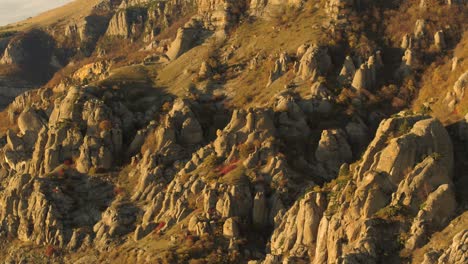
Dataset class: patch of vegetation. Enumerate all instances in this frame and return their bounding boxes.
[374,204,410,221]
[338,164,350,178]
[419,202,427,211]
[429,152,442,161]
[0,30,18,38]
[220,165,249,186]
[204,154,224,169]
[321,175,353,216]
[397,232,410,249]
[238,140,261,159]
[396,119,411,136]
[194,154,224,182]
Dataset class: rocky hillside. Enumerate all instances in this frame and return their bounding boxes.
[0,0,467,263]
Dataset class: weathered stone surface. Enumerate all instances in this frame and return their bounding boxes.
[315,129,352,178]
[297,45,332,80]
[0,29,55,66]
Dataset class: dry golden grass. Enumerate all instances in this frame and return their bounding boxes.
[412,32,468,124]
[154,4,326,108]
[411,211,468,264]
[384,1,467,47]
[0,0,102,33]
[223,5,327,107]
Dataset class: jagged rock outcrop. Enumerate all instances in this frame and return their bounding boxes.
[444,71,468,111]
[223,217,240,238]
[428,230,468,263]
[338,56,356,85]
[421,229,468,264]
[196,0,248,31]
[106,8,147,38]
[65,12,112,53]
[297,45,332,81]
[0,1,466,262]
[166,20,204,60]
[268,192,327,258]
[73,60,113,82]
[351,53,382,91]
[405,184,457,250]
[401,33,413,50]
[273,93,310,139]
[267,52,290,86]
[94,199,137,248]
[396,49,415,79]
[264,114,456,263]
[0,85,136,177]
[315,129,352,179]
[310,82,331,99]
[414,19,426,39]
[0,78,36,110]
[0,172,114,249]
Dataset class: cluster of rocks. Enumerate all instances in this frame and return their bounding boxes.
[444,71,468,112]
[0,0,466,263]
[262,114,458,263]
[422,230,468,264]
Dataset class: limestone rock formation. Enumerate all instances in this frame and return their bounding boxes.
[297,45,332,81]
[338,55,356,85]
[434,30,446,50]
[396,49,415,79]
[166,22,203,60]
[267,52,290,86]
[73,60,113,82]
[0,1,467,263]
[430,230,468,264]
[315,129,352,178]
[264,114,456,263]
[444,71,468,111]
[268,192,326,258]
[106,9,146,38]
[414,19,426,38]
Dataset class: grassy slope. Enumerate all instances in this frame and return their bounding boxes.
[0,0,101,33]
[223,7,327,108]
[412,33,468,125]
[411,211,468,264]
[155,5,327,109]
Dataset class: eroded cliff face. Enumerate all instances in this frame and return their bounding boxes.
[0,0,467,263]
[2,79,465,263]
[264,115,458,263]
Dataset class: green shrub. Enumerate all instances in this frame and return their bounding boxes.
[0,30,18,38]
[374,204,409,220]
[429,152,442,161]
[204,154,222,169]
[397,120,411,136]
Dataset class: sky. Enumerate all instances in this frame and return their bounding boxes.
[0,0,73,26]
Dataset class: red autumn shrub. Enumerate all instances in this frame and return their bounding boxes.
[217,159,239,176]
[154,221,166,234]
[45,245,55,257]
[114,187,124,196]
[99,120,112,132]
